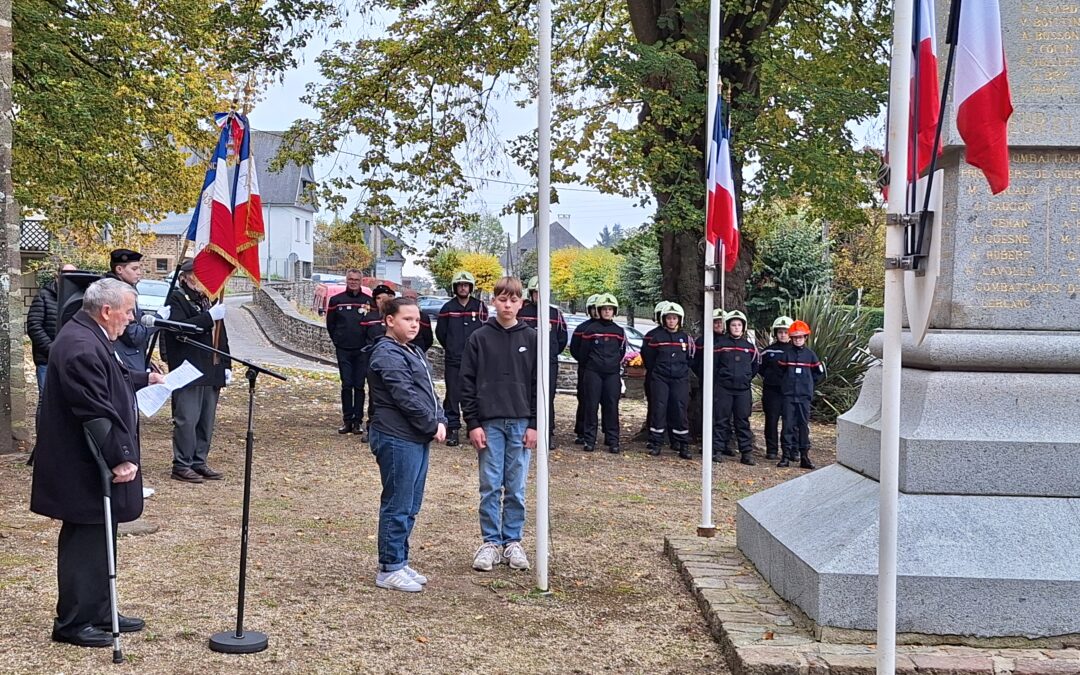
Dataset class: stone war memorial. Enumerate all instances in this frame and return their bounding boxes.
[738,0,1080,642]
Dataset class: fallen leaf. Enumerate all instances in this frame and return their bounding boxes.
[416,636,428,644]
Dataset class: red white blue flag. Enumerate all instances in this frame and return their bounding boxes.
[910,0,940,178]
[186,114,237,297]
[706,99,739,272]
[231,114,264,284]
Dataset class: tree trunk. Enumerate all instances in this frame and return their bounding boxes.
[0,0,19,452]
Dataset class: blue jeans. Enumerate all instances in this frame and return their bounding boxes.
[36,365,47,397]
[371,428,430,572]
[477,418,531,546]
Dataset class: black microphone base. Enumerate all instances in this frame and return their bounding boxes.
[208,630,268,654]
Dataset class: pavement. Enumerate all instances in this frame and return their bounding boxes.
[223,294,335,372]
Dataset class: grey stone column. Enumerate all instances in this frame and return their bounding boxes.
[0,0,16,452]
[737,0,1080,639]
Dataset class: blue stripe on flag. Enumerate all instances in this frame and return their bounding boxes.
[186,121,233,241]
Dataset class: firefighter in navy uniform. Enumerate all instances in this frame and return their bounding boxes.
[435,271,488,446]
[517,276,568,446]
[696,309,759,465]
[642,303,694,459]
[777,320,825,469]
[759,316,793,462]
[571,294,600,445]
[326,270,374,434]
[355,284,398,441]
[570,293,626,453]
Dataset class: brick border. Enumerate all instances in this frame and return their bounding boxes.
[665,536,1080,674]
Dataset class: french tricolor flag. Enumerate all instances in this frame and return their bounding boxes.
[231,114,264,284]
[910,0,940,179]
[955,0,1013,194]
[186,115,238,297]
[706,99,739,273]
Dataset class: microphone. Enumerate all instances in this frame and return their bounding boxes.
[140,314,205,333]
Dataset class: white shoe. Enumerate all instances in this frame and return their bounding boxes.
[503,541,531,571]
[375,569,423,593]
[142,487,156,498]
[403,565,428,585]
[472,542,502,572]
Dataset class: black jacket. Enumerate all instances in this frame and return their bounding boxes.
[326,290,374,351]
[570,319,626,375]
[693,333,759,391]
[759,341,788,389]
[361,310,435,354]
[460,319,538,431]
[105,272,155,372]
[367,335,447,443]
[31,312,149,524]
[435,296,487,366]
[162,282,231,387]
[517,301,568,362]
[26,281,59,365]
[643,327,694,380]
[777,342,825,401]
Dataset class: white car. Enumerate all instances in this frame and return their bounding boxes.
[136,279,172,314]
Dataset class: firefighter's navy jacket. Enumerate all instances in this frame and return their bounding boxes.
[570,319,626,375]
[435,297,488,366]
[777,342,825,400]
[642,327,694,380]
[326,290,374,351]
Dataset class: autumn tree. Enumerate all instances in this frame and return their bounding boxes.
[315,217,374,273]
[456,252,503,294]
[453,213,510,257]
[426,249,464,292]
[283,0,889,331]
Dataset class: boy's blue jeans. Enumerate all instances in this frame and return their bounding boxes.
[371,428,430,572]
[477,418,531,546]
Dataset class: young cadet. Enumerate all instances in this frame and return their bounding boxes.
[642,303,694,459]
[460,277,537,573]
[759,316,793,462]
[435,271,488,447]
[642,300,669,448]
[572,294,626,453]
[517,276,568,445]
[571,294,600,445]
[356,284,399,441]
[326,269,374,434]
[694,310,727,462]
[713,310,759,465]
[777,320,825,469]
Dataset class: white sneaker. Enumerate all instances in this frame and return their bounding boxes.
[375,569,423,593]
[403,565,428,585]
[503,541,531,571]
[472,542,502,571]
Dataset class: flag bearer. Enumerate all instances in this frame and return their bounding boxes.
[759,316,793,462]
[571,294,626,453]
[642,303,694,459]
[777,320,825,469]
[435,271,487,447]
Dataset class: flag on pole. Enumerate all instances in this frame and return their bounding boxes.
[232,114,264,284]
[187,115,239,297]
[910,0,940,178]
[955,0,1013,194]
[706,99,739,272]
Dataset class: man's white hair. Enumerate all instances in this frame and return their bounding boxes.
[82,278,136,315]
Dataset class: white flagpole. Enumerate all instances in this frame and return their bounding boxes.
[699,0,722,538]
[535,0,553,591]
[880,1,913,671]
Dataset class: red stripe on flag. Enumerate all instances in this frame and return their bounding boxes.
[910,37,940,178]
[957,68,1013,195]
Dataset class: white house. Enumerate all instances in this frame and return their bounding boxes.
[139,129,317,281]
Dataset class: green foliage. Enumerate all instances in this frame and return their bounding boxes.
[618,240,662,312]
[596,224,625,248]
[456,252,504,294]
[832,208,887,307]
[426,249,464,293]
[14,0,334,239]
[516,249,538,284]
[453,214,509,257]
[746,219,832,330]
[317,217,374,272]
[550,247,621,305]
[789,290,877,422]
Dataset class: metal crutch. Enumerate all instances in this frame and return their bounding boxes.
[83,418,124,664]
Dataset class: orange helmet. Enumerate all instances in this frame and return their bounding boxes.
[788,320,812,337]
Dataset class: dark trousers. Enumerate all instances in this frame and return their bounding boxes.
[581,368,620,447]
[336,348,368,423]
[171,385,221,470]
[543,360,558,435]
[782,398,812,457]
[54,520,114,636]
[716,387,754,454]
[573,372,587,438]
[762,386,783,456]
[443,363,463,432]
[647,374,690,445]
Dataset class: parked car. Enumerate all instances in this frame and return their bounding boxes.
[417,295,447,323]
[136,279,172,314]
[311,272,346,284]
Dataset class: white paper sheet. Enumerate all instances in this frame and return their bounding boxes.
[136,360,203,417]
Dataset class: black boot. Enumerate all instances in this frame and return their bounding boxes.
[678,443,691,460]
[740,451,756,466]
[574,436,585,445]
[583,443,595,452]
[765,450,778,460]
[777,450,791,467]
[711,450,723,462]
[446,429,460,447]
[647,443,661,456]
[607,444,621,454]
[720,446,737,457]
[799,451,816,470]
[338,421,354,435]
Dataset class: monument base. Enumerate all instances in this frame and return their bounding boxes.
[736,464,1080,638]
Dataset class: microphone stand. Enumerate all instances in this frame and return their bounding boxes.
[172,334,286,654]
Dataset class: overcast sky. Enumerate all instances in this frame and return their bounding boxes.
[247,29,653,278]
